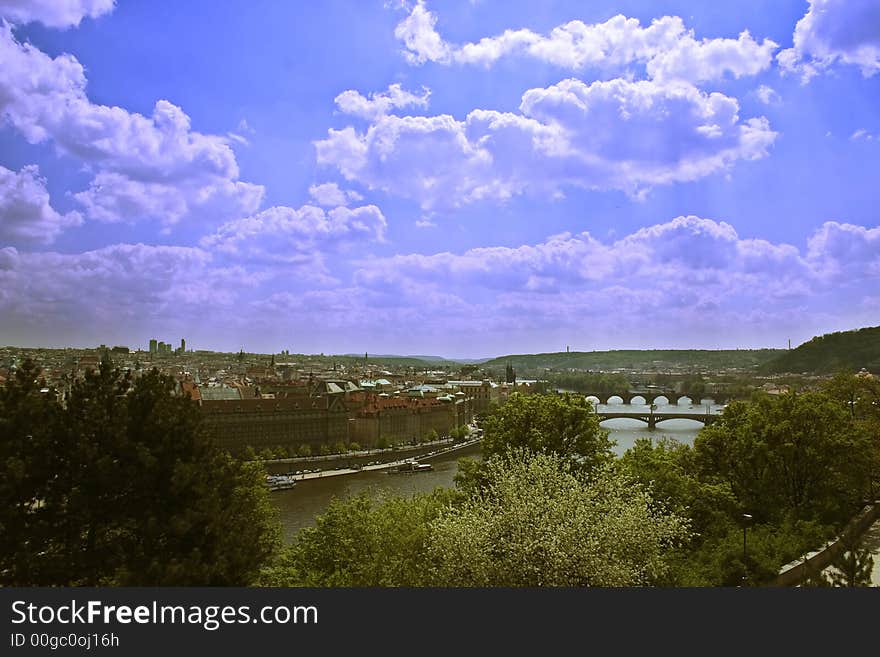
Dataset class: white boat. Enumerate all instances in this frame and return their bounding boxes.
[387,460,433,474]
[265,474,298,491]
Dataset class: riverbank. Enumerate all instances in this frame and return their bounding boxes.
[270,439,485,540]
[257,437,461,475]
[276,437,482,482]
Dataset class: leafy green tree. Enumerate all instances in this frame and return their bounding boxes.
[481,393,613,473]
[334,441,348,454]
[376,436,391,450]
[319,443,331,456]
[676,518,830,586]
[428,450,689,586]
[823,371,880,498]
[261,488,460,586]
[348,442,361,452]
[620,438,739,542]
[692,391,872,525]
[296,443,312,457]
[0,359,279,586]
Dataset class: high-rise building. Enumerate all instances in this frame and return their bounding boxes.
[149,339,158,354]
[158,341,166,354]
[180,338,186,353]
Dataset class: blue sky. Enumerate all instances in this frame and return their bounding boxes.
[0,0,878,358]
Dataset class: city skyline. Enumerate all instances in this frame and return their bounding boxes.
[1,1,879,359]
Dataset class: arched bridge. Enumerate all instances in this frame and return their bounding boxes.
[596,410,720,430]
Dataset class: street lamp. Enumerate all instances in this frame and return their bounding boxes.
[742,513,753,585]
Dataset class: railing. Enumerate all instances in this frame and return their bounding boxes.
[773,500,880,586]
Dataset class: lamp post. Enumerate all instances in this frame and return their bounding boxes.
[742,513,753,585]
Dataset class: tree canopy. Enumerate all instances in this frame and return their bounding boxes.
[759,326,880,374]
[0,358,279,586]
[481,392,613,471]
[429,451,690,586]
[692,390,873,525]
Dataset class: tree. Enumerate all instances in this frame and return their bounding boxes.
[619,437,739,543]
[692,391,873,526]
[261,488,460,586]
[827,535,875,587]
[0,359,279,586]
[297,443,312,457]
[481,393,613,474]
[428,450,690,586]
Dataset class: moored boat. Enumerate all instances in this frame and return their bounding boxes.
[265,474,298,491]
[387,460,433,474]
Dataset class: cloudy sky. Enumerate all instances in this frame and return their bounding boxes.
[1,0,878,358]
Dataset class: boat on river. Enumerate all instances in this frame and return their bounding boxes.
[387,460,433,474]
[265,474,298,491]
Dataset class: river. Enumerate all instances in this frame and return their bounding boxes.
[272,400,720,542]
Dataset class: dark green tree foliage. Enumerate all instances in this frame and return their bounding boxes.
[481,348,781,374]
[481,392,613,472]
[546,372,630,395]
[0,360,62,585]
[822,371,880,497]
[760,325,880,374]
[692,391,872,526]
[620,438,739,542]
[0,358,279,586]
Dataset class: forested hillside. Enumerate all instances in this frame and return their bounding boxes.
[760,327,880,374]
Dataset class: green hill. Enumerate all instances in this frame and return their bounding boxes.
[759,326,880,374]
[481,349,782,374]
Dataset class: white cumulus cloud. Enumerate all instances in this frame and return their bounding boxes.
[334,83,431,120]
[308,182,364,207]
[778,0,880,81]
[200,203,387,278]
[0,24,263,225]
[315,78,776,209]
[0,164,82,245]
[394,2,778,83]
[0,0,114,28]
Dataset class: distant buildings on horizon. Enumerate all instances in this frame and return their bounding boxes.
[148,337,187,356]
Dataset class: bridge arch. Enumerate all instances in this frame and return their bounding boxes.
[677,396,692,406]
[630,395,646,406]
[652,395,669,406]
[585,395,601,408]
[606,395,624,405]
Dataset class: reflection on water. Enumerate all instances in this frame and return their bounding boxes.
[601,418,703,456]
[272,404,717,541]
[596,401,722,456]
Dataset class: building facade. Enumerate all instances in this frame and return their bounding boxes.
[199,394,350,455]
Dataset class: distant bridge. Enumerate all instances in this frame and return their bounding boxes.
[582,392,703,406]
[596,410,720,430]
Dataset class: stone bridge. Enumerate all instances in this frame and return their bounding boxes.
[583,393,709,406]
[596,410,720,430]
